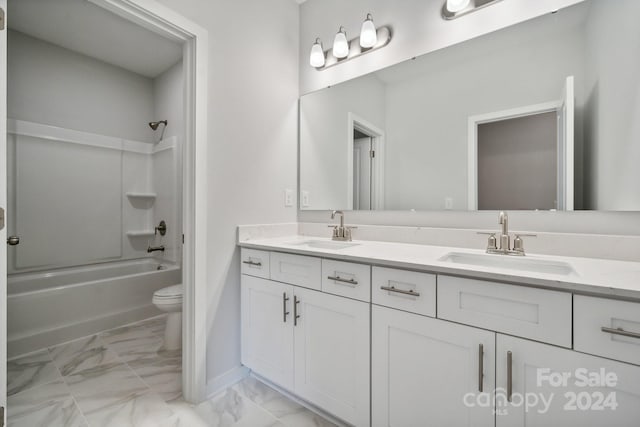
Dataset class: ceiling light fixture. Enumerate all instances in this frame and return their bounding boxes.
[359,13,378,48]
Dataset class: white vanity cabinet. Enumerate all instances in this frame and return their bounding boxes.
[240,249,370,427]
[240,245,640,427]
[372,305,496,427]
[496,334,640,427]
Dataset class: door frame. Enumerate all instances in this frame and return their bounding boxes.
[347,112,385,210]
[467,100,560,210]
[88,0,209,403]
[1,0,7,422]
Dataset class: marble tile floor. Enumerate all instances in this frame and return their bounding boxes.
[6,315,338,427]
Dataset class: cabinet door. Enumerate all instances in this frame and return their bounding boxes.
[241,275,294,390]
[496,334,640,427]
[372,305,496,427]
[293,287,370,427]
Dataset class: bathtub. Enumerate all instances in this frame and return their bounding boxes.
[7,259,181,358]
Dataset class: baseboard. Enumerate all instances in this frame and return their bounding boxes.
[205,365,250,399]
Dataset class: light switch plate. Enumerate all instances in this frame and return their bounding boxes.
[445,197,453,210]
[284,189,293,207]
[301,191,310,208]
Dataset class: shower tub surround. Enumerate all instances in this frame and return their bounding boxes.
[6,316,337,427]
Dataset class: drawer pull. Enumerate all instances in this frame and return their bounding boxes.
[478,344,484,392]
[380,286,421,297]
[242,260,262,267]
[601,326,640,340]
[507,351,513,402]
[327,276,358,285]
[283,293,290,323]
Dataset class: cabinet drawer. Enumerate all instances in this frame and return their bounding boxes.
[241,248,270,279]
[321,259,371,302]
[438,275,572,347]
[372,267,436,317]
[270,252,321,290]
[574,295,640,365]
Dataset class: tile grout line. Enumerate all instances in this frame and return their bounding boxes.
[45,346,93,427]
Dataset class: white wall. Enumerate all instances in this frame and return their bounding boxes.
[298,0,640,235]
[299,0,584,94]
[153,0,299,388]
[153,61,184,142]
[300,74,385,209]
[8,30,156,143]
[583,0,640,210]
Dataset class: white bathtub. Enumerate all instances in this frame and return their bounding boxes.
[8,259,181,358]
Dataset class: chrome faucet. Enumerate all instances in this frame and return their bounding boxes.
[481,211,535,256]
[329,210,356,241]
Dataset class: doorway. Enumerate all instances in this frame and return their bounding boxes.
[348,113,385,210]
[0,0,209,415]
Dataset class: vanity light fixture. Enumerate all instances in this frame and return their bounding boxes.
[332,26,350,59]
[310,15,392,71]
[359,13,377,48]
[309,38,326,67]
[442,0,503,20]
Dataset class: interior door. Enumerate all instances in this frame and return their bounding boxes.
[1,1,8,424]
[557,75,574,210]
[353,137,372,210]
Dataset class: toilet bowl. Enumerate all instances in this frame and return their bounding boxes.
[152,284,183,350]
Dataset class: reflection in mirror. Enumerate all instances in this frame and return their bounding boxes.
[300,0,640,211]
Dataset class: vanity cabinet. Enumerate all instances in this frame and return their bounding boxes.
[372,305,496,427]
[496,334,640,427]
[240,246,640,427]
[241,250,370,427]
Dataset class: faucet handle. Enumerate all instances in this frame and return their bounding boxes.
[513,234,536,254]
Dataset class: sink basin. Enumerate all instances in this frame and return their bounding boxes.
[439,252,577,276]
[286,240,360,250]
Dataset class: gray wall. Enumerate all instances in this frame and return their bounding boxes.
[8,30,156,143]
[478,112,557,210]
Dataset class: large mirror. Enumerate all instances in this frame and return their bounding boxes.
[300,0,640,211]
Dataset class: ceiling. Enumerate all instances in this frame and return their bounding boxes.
[8,0,183,78]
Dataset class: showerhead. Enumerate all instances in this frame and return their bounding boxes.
[149,120,168,131]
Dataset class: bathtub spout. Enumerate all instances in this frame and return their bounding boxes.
[147,245,165,253]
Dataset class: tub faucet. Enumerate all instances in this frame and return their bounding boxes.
[147,245,165,253]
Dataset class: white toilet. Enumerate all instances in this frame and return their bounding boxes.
[152,284,183,350]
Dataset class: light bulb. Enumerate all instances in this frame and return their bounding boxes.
[446,0,471,13]
[309,38,325,68]
[333,27,349,59]
[360,13,377,48]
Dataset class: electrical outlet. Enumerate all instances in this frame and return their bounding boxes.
[445,197,453,210]
[284,189,293,207]
[301,191,310,208]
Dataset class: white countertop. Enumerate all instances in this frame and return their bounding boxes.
[238,235,640,301]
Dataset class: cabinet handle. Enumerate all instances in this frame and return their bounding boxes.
[601,326,640,340]
[242,260,262,267]
[507,351,513,402]
[294,296,301,326]
[478,344,484,392]
[327,276,358,285]
[283,293,290,323]
[380,286,421,297]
